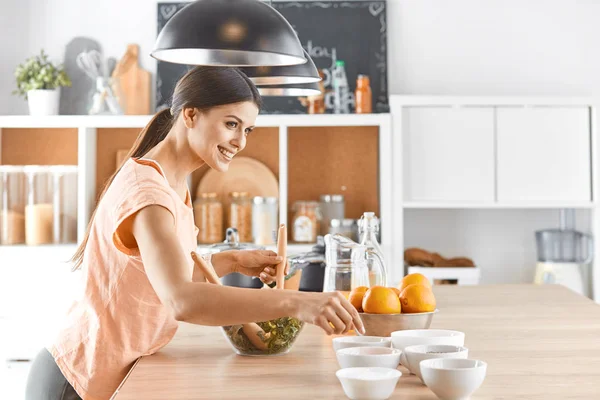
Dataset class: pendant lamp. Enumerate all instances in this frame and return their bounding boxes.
[242,49,321,85]
[258,81,322,97]
[151,0,306,67]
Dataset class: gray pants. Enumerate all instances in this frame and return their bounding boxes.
[25,349,82,400]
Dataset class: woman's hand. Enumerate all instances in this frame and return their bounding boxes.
[231,250,289,285]
[295,291,365,336]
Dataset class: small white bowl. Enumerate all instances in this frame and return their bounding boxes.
[336,367,402,400]
[420,358,487,400]
[336,346,402,369]
[333,336,391,352]
[391,329,465,351]
[403,344,469,380]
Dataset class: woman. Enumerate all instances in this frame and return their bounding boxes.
[25,66,364,400]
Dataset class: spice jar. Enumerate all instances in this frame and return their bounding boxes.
[0,166,27,245]
[319,194,345,236]
[292,201,322,243]
[193,192,223,244]
[24,166,54,245]
[355,74,372,114]
[228,192,252,243]
[252,196,278,245]
[51,166,78,244]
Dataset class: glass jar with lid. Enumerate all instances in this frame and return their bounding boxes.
[228,192,252,243]
[194,192,223,244]
[292,201,322,243]
[51,166,78,244]
[24,166,54,245]
[0,166,27,245]
[252,196,278,245]
[319,194,345,236]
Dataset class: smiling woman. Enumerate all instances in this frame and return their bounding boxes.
[24,66,365,400]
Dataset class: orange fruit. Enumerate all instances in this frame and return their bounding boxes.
[399,283,436,313]
[398,273,432,294]
[390,287,401,297]
[362,286,401,314]
[348,286,369,312]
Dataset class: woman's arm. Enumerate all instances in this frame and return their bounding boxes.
[131,204,364,334]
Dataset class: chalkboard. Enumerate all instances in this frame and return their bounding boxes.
[156,1,388,114]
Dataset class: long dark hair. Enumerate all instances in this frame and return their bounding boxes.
[71,66,262,270]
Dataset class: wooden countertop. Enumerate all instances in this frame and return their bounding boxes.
[113,284,600,399]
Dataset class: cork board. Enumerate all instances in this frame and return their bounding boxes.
[190,127,279,201]
[288,126,379,222]
[1,128,78,165]
[96,128,141,198]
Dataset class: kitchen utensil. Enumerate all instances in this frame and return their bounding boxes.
[420,358,487,400]
[335,367,401,400]
[332,336,391,352]
[323,233,386,295]
[196,156,279,207]
[111,44,151,115]
[287,236,327,292]
[276,224,287,289]
[190,251,268,351]
[336,347,401,369]
[390,329,465,357]
[60,37,102,115]
[403,344,468,380]
[358,310,438,337]
[207,227,265,289]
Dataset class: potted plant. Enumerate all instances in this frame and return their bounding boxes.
[13,50,71,116]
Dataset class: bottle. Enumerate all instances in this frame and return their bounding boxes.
[355,75,372,114]
[332,60,350,114]
[358,212,387,286]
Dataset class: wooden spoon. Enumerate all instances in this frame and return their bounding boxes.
[275,224,287,289]
[190,251,268,351]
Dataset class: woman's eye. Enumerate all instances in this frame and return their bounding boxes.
[226,121,238,128]
[245,128,253,135]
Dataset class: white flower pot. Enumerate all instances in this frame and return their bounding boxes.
[27,89,60,116]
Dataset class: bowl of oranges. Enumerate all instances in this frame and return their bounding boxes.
[349,273,438,337]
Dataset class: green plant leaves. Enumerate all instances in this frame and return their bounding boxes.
[13,49,72,98]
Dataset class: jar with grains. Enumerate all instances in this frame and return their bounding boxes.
[194,192,223,244]
[292,201,322,243]
[24,166,54,245]
[50,166,78,244]
[252,196,278,245]
[0,166,27,245]
[228,192,252,243]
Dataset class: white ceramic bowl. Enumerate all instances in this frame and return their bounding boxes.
[420,358,487,400]
[390,329,465,363]
[336,367,402,400]
[333,336,391,352]
[336,346,402,369]
[403,344,469,380]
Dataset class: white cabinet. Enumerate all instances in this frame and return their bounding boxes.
[403,107,495,203]
[496,107,591,203]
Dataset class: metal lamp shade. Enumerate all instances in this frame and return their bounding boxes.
[242,50,321,85]
[151,0,306,67]
[258,81,322,97]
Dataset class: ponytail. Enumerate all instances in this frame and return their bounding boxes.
[70,108,174,270]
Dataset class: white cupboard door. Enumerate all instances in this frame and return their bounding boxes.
[403,107,495,203]
[496,107,591,203]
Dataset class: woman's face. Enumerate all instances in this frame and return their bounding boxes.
[185,101,259,172]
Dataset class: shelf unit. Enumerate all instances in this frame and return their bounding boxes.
[391,95,600,302]
[0,113,394,275]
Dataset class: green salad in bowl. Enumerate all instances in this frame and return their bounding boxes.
[221,316,304,356]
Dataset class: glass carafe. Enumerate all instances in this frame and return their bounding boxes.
[323,233,387,297]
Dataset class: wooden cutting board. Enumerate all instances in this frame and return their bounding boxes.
[112,44,151,115]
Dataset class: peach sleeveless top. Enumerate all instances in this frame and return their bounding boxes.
[47,158,198,400]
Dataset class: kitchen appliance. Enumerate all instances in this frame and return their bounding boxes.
[534,209,593,297]
[323,233,386,295]
[287,236,327,292]
[207,227,265,289]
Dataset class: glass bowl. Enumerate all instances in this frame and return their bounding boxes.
[221,316,305,356]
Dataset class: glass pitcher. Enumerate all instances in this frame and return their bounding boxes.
[323,233,387,297]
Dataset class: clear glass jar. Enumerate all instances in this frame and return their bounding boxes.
[292,201,322,243]
[319,194,345,236]
[329,218,359,242]
[252,196,278,245]
[0,166,27,245]
[228,192,252,243]
[194,192,223,244]
[24,166,54,245]
[51,166,78,244]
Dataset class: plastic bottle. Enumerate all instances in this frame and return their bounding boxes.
[332,60,350,114]
[355,75,372,114]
